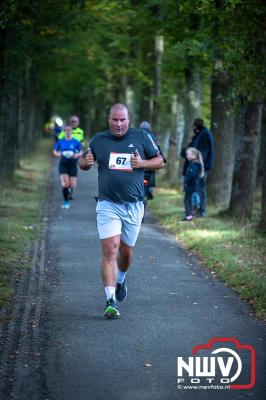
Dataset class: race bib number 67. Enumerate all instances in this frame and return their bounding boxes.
[109,152,133,172]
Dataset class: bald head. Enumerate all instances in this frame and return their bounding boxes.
[108,103,130,137]
[109,103,129,118]
[70,115,80,128]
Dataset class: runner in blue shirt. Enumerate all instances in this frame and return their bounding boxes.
[79,103,164,318]
[53,126,83,209]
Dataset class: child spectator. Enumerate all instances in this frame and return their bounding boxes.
[181,147,204,221]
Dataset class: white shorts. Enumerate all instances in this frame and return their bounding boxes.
[96,200,144,247]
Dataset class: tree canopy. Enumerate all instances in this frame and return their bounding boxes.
[2,0,265,119]
[1,0,266,225]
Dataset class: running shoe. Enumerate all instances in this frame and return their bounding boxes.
[192,206,200,215]
[194,210,206,218]
[115,280,127,302]
[104,298,120,319]
[61,200,70,210]
[179,215,193,222]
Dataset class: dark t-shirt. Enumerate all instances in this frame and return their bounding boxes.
[89,128,159,203]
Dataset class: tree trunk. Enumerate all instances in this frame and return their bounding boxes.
[166,95,178,184]
[0,30,5,182]
[17,84,27,158]
[182,64,202,148]
[258,104,266,230]
[256,103,265,187]
[139,85,152,122]
[81,98,93,140]
[0,29,15,182]
[152,33,164,132]
[2,88,18,178]
[208,61,235,210]
[229,99,262,220]
[94,95,106,132]
[125,85,135,125]
[178,62,202,178]
[43,101,52,128]
[27,73,38,150]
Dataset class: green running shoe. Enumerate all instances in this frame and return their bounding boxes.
[104,298,120,319]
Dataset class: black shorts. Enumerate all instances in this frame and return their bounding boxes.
[59,160,78,177]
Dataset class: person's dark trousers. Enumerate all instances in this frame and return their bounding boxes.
[184,192,192,216]
[198,173,207,215]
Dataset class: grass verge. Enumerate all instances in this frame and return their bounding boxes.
[0,139,51,314]
[149,180,266,320]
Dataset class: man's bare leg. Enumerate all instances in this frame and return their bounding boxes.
[115,240,133,302]
[117,240,133,272]
[101,235,121,318]
[101,235,120,287]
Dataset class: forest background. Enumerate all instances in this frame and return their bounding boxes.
[1,0,265,224]
[0,0,266,315]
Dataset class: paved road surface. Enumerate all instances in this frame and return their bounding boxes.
[1,160,265,400]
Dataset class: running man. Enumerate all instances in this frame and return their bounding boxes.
[79,103,164,318]
[53,126,83,209]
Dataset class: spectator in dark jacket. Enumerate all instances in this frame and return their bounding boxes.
[181,118,214,216]
[139,121,166,200]
[181,147,204,221]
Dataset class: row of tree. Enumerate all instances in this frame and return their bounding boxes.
[0,0,265,228]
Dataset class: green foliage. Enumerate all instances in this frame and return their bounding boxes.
[149,181,266,319]
[1,0,265,122]
[196,0,266,100]
[0,139,50,310]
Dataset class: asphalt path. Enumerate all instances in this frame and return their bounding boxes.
[40,161,265,400]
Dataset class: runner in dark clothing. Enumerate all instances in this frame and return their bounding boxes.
[139,121,166,201]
